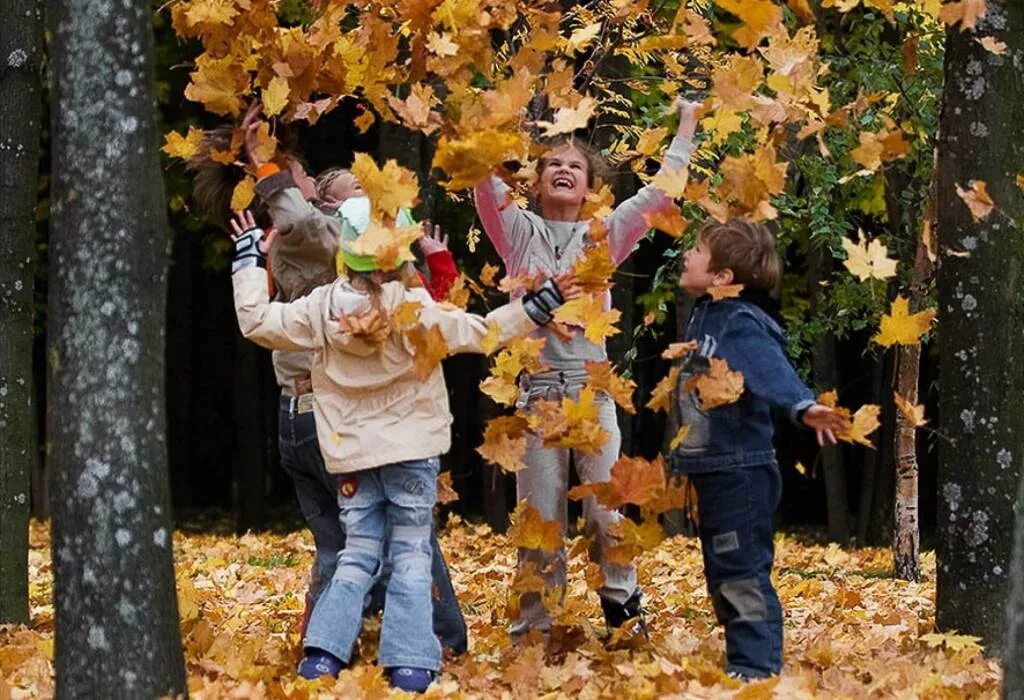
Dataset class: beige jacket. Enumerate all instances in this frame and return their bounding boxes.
[233,266,537,473]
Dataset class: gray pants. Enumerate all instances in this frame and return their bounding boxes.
[512,372,638,635]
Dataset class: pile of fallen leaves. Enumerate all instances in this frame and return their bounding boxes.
[2,519,1002,698]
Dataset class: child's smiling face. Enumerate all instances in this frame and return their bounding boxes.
[537,144,590,209]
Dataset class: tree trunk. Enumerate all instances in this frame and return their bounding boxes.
[935,1,1024,656]
[233,335,270,532]
[893,202,935,581]
[807,245,849,544]
[47,0,187,695]
[1005,466,1024,698]
[0,0,43,626]
[861,353,896,546]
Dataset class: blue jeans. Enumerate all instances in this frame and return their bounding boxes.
[304,457,443,671]
[278,399,467,654]
[689,463,783,678]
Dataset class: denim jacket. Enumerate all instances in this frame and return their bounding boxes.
[669,291,814,473]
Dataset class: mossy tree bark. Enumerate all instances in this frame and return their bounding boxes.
[934,0,1024,657]
[47,0,187,695]
[0,0,43,626]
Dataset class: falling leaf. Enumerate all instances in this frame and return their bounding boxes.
[646,367,680,414]
[480,322,502,356]
[162,126,205,159]
[662,341,698,360]
[433,130,524,190]
[391,300,424,328]
[894,392,927,428]
[405,324,448,380]
[554,295,621,344]
[480,263,500,287]
[684,358,745,409]
[350,153,420,220]
[566,22,602,53]
[794,461,807,476]
[479,375,519,406]
[1017,174,1024,192]
[584,360,637,413]
[851,129,909,171]
[873,296,937,347]
[938,0,988,30]
[261,76,291,117]
[571,243,616,292]
[230,176,255,211]
[644,204,689,238]
[716,0,785,49]
[537,97,598,137]
[507,501,563,552]
[477,416,529,472]
[354,108,376,134]
[955,181,994,221]
[651,166,689,199]
[838,404,881,447]
[348,220,422,270]
[708,284,745,301]
[975,36,1007,54]
[818,389,839,407]
[842,230,899,281]
[668,425,691,450]
[436,471,459,505]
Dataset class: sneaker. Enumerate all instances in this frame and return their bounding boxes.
[389,667,436,693]
[600,589,649,639]
[297,649,345,679]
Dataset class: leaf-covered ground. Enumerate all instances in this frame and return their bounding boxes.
[2,519,1002,698]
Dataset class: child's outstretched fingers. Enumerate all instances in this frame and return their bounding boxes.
[229,209,257,237]
[416,222,449,255]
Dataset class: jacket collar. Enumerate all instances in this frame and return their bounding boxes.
[694,287,783,325]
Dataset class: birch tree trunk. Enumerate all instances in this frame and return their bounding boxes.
[1005,466,1024,697]
[934,0,1024,655]
[47,0,186,695]
[0,0,43,626]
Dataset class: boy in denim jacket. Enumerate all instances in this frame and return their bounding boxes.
[670,218,845,679]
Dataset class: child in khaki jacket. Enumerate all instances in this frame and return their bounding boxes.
[230,212,577,692]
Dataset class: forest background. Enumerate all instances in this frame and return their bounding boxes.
[0,0,1022,696]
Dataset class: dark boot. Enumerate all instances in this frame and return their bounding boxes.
[600,588,649,640]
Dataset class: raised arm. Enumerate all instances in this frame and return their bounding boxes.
[605,100,700,265]
[416,221,459,301]
[472,174,535,267]
[230,218,326,351]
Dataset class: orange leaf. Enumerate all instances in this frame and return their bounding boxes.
[668,424,691,450]
[684,357,745,409]
[391,300,424,328]
[405,324,448,380]
[644,204,689,238]
[894,392,927,428]
[477,416,530,473]
[162,126,205,160]
[662,341,698,360]
[433,130,524,191]
[955,181,994,222]
[646,367,680,413]
[507,501,562,552]
[708,284,745,301]
[553,295,621,344]
[436,471,459,505]
[480,263,500,287]
[350,153,420,221]
[939,0,988,30]
[584,360,636,413]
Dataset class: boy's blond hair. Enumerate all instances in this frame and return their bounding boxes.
[697,218,781,292]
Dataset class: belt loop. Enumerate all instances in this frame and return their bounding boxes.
[289,395,297,417]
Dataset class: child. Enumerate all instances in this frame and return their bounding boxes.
[473,98,702,637]
[229,211,578,691]
[671,218,846,679]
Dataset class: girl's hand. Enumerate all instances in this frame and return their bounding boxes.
[674,98,703,141]
[417,221,449,255]
[241,101,265,168]
[230,210,275,254]
[801,404,848,446]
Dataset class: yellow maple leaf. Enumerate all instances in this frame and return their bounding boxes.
[433,130,524,191]
[507,501,563,552]
[162,126,205,160]
[476,421,529,472]
[184,54,250,116]
[955,181,994,221]
[405,324,448,380]
[606,515,663,565]
[684,357,745,409]
[566,22,602,53]
[851,129,909,171]
[818,389,839,407]
[584,360,636,413]
[480,375,519,407]
[553,294,621,344]
[391,300,423,328]
[480,263,500,288]
[387,83,442,135]
[842,230,899,281]
[651,165,689,199]
[635,126,669,156]
[571,243,615,291]
[230,176,255,212]
[701,107,745,145]
[894,392,927,428]
[838,404,881,447]
[354,108,376,134]
[873,296,937,347]
[579,184,615,221]
[350,153,419,221]
[668,424,691,450]
[717,0,784,49]
[537,96,598,137]
[646,367,680,413]
[938,0,988,30]
[480,321,502,355]
[261,76,291,118]
[348,220,422,271]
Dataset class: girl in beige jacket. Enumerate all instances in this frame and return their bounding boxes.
[230,213,576,691]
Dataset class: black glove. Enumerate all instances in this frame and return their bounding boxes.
[232,226,267,273]
[522,278,566,326]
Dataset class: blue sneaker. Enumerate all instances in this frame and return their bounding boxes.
[389,667,436,693]
[297,649,345,679]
